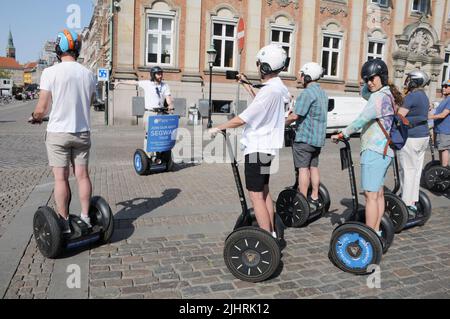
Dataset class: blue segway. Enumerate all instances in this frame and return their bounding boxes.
[134,107,179,175]
[328,137,395,275]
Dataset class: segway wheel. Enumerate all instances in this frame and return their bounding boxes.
[384,193,408,233]
[33,207,63,259]
[424,166,450,192]
[134,149,150,176]
[275,189,310,228]
[89,197,114,244]
[224,227,281,282]
[329,222,383,275]
[355,209,394,254]
[416,191,432,227]
[161,151,174,172]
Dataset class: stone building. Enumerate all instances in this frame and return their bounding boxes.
[98,0,450,125]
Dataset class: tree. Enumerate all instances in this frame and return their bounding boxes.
[0,69,12,79]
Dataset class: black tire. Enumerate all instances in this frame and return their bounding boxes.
[384,193,408,234]
[161,151,174,172]
[423,160,441,174]
[33,207,63,258]
[423,166,450,192]
[417,191,432,227]
[134,149,150,176]
[329,222,383,275]
[89,197,114,244]
[380,215,395,254]
[275,189,310,228]
[355,208,394,254]
[224,227,281,282]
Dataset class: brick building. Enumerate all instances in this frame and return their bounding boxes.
[94,0,450,125]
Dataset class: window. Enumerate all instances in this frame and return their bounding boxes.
[271,27,292,72]
[443,51,450,83]
[146,14,174,66]
[371,0,389,7]
[321,35,341,77]
[212,22,236,69]
[368,40,385,60]
[412,0,429,14]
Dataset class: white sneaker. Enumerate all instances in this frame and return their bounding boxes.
[80,215,92,228]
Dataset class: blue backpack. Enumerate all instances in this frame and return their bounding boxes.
[376,94,410,156]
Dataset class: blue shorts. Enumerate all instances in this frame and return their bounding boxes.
[360,150,392,193]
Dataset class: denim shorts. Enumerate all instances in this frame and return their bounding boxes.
[360,150,392,192]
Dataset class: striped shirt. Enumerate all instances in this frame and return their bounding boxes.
[294,83,329,147]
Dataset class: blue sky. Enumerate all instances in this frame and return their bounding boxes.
[0,0,95,64]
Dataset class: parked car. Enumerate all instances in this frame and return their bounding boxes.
[326,96,366,134]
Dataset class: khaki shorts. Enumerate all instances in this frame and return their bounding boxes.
[436,133,450,151]
[45,132,91,167]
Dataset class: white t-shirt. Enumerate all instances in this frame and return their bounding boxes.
[138,80,171,110]
[239,77,290,156]
[40,61,96,133]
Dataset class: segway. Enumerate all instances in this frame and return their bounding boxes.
[220,131,284,283]
[33,196,114,259]
[385,152,432,232]
[276,126,331,227]
[328,137,395,275]
[421,135,450,192]
[134,107,179,176]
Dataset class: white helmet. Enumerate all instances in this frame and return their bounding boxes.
[300,62,324,82]
[256,44,289,75]
[405,70,431,89]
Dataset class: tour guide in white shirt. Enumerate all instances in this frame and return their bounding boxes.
[210,44,290,239]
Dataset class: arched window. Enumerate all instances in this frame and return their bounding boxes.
[321,22,344,78]
[145,1,177,66]
[269,14,295,73]
[211,7,238,69]
[367,29,387,61]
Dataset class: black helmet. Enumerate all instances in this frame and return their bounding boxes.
[150,66,163,81]
[361,59,389,86]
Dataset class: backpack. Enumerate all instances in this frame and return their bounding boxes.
[376,93,410,157]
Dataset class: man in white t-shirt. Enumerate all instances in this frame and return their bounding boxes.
[29,29,96,234]
[210,44,290,238]
[115,66,174,150]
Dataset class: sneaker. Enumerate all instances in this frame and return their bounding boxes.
[60,216,71,235]
[308,197,321,211]
[407,206,418,219]
[80,215,92,228]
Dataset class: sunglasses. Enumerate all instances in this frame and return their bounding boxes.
[443,85,449,89]
[363,75,377,83]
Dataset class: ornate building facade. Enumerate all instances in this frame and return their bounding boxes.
[99,0,450,125]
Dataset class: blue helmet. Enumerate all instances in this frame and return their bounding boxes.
[55,29,81,59]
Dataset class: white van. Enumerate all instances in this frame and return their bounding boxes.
[327,96,366,134]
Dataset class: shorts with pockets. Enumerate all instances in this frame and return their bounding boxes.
[45,132,91,167]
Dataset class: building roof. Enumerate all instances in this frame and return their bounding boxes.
[23,62,38,71]
[0,57,23,70]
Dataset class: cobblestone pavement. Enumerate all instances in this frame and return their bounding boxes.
[0,101,51,238]
[2,105,450,299]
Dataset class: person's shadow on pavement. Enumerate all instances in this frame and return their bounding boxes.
[323,198,364,227]
[111,188,181,243]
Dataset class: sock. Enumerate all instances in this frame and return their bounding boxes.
[376,231,382,237]
[272,232,277,239]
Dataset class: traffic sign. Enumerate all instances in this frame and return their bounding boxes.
[97,68,109,82]
[237,18,245,52]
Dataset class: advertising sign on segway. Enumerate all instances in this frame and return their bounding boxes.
[146,115,179,152]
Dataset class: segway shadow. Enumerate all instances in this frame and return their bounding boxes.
[219,131,285,283]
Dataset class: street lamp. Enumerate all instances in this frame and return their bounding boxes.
[207,45,217,129]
